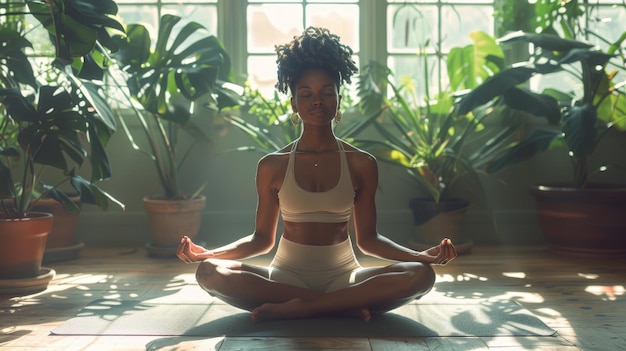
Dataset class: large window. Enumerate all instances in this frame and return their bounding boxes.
[246,0,360,96]
[115,1,219,39]
[111,1,626,99]
[386,1,494,100]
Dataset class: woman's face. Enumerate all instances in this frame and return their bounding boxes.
[292,68,341,126]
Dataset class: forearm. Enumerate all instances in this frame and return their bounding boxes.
[357,233,426,263]
[200,234,274,260]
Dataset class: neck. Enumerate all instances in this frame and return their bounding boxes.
[297,129,337,152]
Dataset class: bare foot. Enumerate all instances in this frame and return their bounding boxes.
[350,308,371,323]
[251,298,311,323]
[250,298,372,323]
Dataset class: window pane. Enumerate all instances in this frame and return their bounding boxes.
[247,4,303,53]
[388,5,437,53]
[115,0,154,3]
[306,4,359,51]
[162,0,216,2]
[589,6,626,51]
[441,5,493,52]
[162,5,218,35]
[442,0,492,3]
[248,55,281,97]
[310,0,358,3]
[248,0,301,2]
[388,0,437,3]
[24,14,54,55]
[117,6,159,33]
[388,55,442,101]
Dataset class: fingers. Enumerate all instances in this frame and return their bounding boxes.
[434,238,457,265]
[177,237,194,264]
[447,239,458,258]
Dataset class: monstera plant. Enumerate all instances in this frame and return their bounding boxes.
[0,0,125,283]
[110,14,241,255]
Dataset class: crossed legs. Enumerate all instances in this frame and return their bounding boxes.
[194,258,435,323]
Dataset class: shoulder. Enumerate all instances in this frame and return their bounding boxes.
[339,139,377,170]
[256,142,293,177]
[258,142,293,166]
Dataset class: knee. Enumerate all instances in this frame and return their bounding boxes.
[406,263,435,296]
[195,260,219,291]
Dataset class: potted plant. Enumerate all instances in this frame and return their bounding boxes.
[222,84,299,155]
[457,31,626,255]
[352,31,512,254]
[222,83,367,155]
[109,14,240,256]
[0,0,125,289]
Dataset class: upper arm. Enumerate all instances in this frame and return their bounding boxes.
[252,155,282,251]
[350,150,380,248]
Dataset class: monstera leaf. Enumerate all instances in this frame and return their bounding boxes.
[1,86,87,170]
[113,14,236,119]
[27,0,125,78]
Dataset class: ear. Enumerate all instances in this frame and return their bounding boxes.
[290,96,297,112]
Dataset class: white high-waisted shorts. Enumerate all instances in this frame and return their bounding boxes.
[268,236,364,293]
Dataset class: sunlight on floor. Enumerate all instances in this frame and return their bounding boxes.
[502,272,526,279]
[437,273,489,282]
[585,285,624,301]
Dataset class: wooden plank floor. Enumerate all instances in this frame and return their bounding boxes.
[1,245,625,351]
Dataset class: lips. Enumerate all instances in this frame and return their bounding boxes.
[308,107,328,116]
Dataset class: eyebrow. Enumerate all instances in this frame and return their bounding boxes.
[297,84,336,91]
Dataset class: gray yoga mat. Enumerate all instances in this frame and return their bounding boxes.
[51,299,555,337]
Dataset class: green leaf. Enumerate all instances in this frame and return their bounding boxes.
[0,27,36,88]
[69,175,124,210]
[447,30,503,91]
[44,187,81,214]
[457,66,536,115]
[0,158,15,199]
[562,103,597,158]
[486,129,561,174]
[503,87,561,124]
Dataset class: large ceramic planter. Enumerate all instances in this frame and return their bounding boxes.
[30,196,84,263]
[0,212,53,279]
[530,184,626,256]
[407,197,473,254]
[143,195,206,257]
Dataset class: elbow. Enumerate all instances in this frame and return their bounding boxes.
[253,234,275,255]
[259,244,274,255]
[356,235,377,256]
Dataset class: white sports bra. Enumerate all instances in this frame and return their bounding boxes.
[278,139,355,223]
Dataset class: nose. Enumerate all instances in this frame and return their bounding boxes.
[311,94,324,105]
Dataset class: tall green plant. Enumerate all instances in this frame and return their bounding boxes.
[223,84,297,154]
[353,31,513,203]
[110,14,240,200]
[458,31,626,189]
[0,0,125,218]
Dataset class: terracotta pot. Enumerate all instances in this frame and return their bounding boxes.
[0,212,53,279]
[407,198,473,254]
[30,196,81,249]
[530,184,626,255]
[143,195,206,248]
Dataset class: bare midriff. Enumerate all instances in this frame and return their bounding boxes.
[282,221,349,246]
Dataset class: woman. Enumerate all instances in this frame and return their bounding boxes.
[177,26,457,323]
